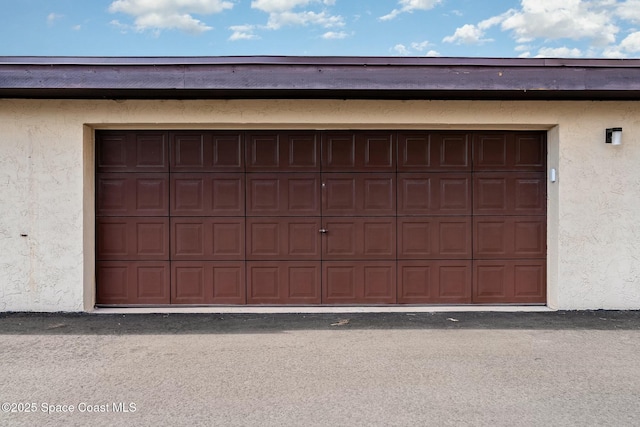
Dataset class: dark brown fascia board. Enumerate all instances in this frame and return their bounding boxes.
[2,56,640,67]
[1,56,640,100]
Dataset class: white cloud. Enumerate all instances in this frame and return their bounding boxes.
[616,0,640,24]
[251,0,343,30]
[535,46,583,57]
[411,40,432,51]
[601,46,625,58]
[392,44,411,55]
[443,24,492,45]
[380,0,442,21]
[72,24,82,31]
[47,13,63,26]
[443,0,620,52]
[110,19,130,33]
[442,13,506,45]
[501,0,618,46]
[322,31,348,39]
[229,25,260,41]
[391,40,438,56]
[251,0,313,13]
[619,31,640,53]
[108,0,233,34]
[266,11,343,29]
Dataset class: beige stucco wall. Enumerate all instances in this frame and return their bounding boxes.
[1,98,639,311]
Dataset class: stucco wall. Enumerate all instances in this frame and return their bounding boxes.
[0,99,639,311]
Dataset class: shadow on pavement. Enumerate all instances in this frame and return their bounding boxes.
[0,311,639,335]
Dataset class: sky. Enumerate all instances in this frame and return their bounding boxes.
[1,0,640,58]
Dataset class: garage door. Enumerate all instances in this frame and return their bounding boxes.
[96,130,546,305]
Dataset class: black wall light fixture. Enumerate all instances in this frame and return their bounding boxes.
[606,128,622,145]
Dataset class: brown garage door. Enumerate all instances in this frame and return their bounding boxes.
[96,130,546,305]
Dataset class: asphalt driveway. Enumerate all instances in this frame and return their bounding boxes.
[1,311,639,426]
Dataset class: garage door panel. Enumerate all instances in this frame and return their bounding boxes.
[288,133,320,170]
[212,133,244,170]
[474,173,546,215]
[171,173,244,216]
[474,217,546,259]
[247,133,279,170]
[96,174,128,216]
[96,261,170,304]
[212,264,246,302]
[398,173,471,215]
[97,132,169,173]
[97,173,169,216]
[323,132,356,169]
[247,220,280,258]
[439,219,472,257]
[323,175,357,213]
[121,132,169,172]
[288,176,320,213]
[515,134,546,169]
[171,132,243,172]
[248,176,280,214]
[172,262,207,303]
[514,263,546,299]
[323,261,396,304]
[171,261,246,304]
[246,131,319,171]
[474,262,508,300]
[323,174,395,216]
[398,261,472,303]
[172,176,203,214]
[398,132,471,171]
[514,176,546,212]
[97,218,169,260]
[247,261,321,304]
[363,265,395,301]
[211,220,245,258]
[363,220,396,258]
[322,220,357,258]
[288,221,322,258]
[173,221,204,258]
[97,132,129,172]
[439,133,472,169]
[398,220,432,258]
[398,218,471,259]
[475,134,508,170]
[473,260,546,303]
[324,264,357,301]
[171,218,244,260]
[323,131,394,171]
[439,263,473,301]
[363,176,394,212]
[172,133,208,170]
[474,175,508,213]
[247,218,321,260]
[363,133,394,169]
[288,265,321,300]
[398,174,432,213]
[247,174,320,216]
[474,133,545,171]
[398,133,431,170]
[323,218,396,259]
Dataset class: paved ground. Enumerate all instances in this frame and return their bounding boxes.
[0,311,639,426]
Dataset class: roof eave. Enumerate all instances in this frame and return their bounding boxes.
[2,57,640,100]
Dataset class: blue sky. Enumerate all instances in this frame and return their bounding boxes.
[2,0,640,58]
